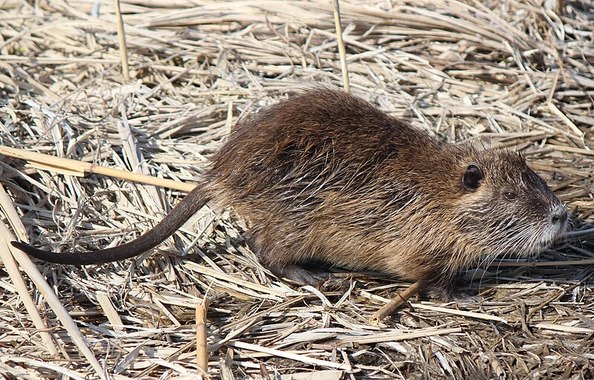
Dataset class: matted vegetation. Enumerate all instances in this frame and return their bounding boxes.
[0,0,592,378]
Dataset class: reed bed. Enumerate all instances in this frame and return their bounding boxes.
[0,0,592,378]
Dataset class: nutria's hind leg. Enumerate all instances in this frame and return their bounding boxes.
[246,235,329,286]
[267,263,330,286]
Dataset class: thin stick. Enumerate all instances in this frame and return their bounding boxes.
[114,0,130,81]
[563,228,594,238]
[196,300,209,375]
[547,102,584,138]
[332,0,350,92]
[343,327,462,345]
[0,145,195,193]
[370,280,425,324]
[409,303,508,323]
[490,259,594,268]
[534,322,594,334]
[229,341,351,370]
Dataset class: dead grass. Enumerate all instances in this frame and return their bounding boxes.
[0,0,593,378]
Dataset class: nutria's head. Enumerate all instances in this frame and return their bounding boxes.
[453,150,567,263]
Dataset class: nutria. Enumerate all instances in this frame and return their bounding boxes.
[12,88,568,295]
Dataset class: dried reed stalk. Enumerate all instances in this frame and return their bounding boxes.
[370,280,425,324]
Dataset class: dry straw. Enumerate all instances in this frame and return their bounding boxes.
[0,0,592,379]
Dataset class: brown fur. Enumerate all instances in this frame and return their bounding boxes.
[13,88,568,295]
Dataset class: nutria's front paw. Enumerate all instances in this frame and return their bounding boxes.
[426,280,480,302]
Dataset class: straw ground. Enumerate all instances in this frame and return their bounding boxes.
[0,0,592,378]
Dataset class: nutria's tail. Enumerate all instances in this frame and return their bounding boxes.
[11,186,210,265]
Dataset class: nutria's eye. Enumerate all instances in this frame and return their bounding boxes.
[502,191,517,201]
[462,164,483,191]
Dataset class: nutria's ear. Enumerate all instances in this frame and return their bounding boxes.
[462,164,483,191]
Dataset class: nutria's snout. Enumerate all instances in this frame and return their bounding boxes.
[530,202,568,254]
[546,203,569,245]
[550,204,568,228]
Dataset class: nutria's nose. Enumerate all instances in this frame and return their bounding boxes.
[551,205,568,225]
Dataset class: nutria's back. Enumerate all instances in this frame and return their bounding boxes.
[206,88,567,292]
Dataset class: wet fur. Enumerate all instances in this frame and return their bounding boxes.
[13,88,567,295]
